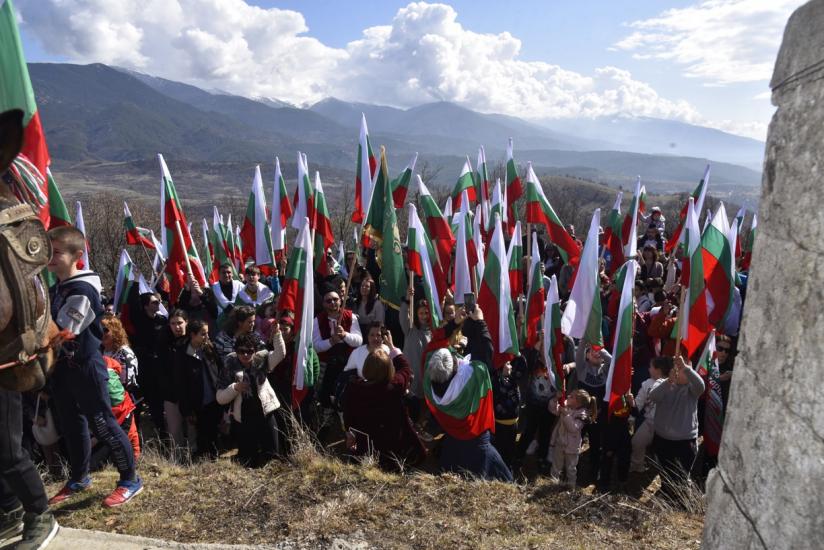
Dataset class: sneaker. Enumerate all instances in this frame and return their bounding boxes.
[17,511,59,550]
[0,505,23,543]
[102,477,143,508]
[48,477,92,506]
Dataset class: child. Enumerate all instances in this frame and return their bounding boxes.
[549,389,597,488]
[47,226,142,507]
[630,358,667,472]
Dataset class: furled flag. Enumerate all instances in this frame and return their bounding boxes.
[473,204,485,290]
[478,213,520,368]
[453,209,473,305]
[74,201,91,270]
[604,259,637,416]
[391,152,417,209]
[489,178,507,233]
[365,148,405,309]
[622,177,643,260]
[202,219,218,284]
[543,274,566,403]
[312,170,335,273]
[666,165,710,255]
[292,152,315,231]
[525,163,580,266]
[240,166,275,270]
[407,204,444,328]
[506,221,523,301]
[271,157,292,258]
[443,196,453,223]
[352,113,377,224]
[112,249,136,317]
[476,146,491,230]
[47,169,71,228]
[451,157,476,212]
[416,175,453,299]
[0,0,51,224]
[158,154,207,303]
[225,214,238,271]
[561,209,603,347]
[702,203,735,327]
[524,231,545,348]
[234,225,243,271]
[211,207,235,278]
[731,207,746,260]
[602,191,623,273]
[284,220,316,408]
[680,197,710,358]
[505,138,523,223]
[124,202,156,250]
[740,213,757,271]
[696,331,724,457]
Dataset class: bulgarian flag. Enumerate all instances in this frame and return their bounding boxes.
[731,207,746,260]
[443,196,453,223]
[312,171,335,273]
[407,203,443,328]
[159,154,206,303]
[391,152,417,209]
[666,165,710,255]
[476,146,491,230]
[365,148,406,310]
[525,163,580,266]
[621,177,643,259]
[524,231,545,348]
[201,219,218,284]
[416,175,452,300]
[561,208,603,347]
[696,331,724,457]
[292,152,315,231]
[473,204,485,290]
[271,157,292,258]
[602,191,623,273]
[543,274,566,403]
[478,213,520,368]
[424,355,495,440]
[604,259,637,417]
[506,221,523,301]
[489,178,506,233]
[240,165,275,269]
[702,203,735,327]
[74,201,91,271]
[47,169,71,228]
[211,207,236,277]
[740,213,756,271]
[224,214,238,270]
[0,0,50,224]
[352,113,377,224]
[453,209,473,305]
[680,197,710,358]
[451,158,476,212]
[124,202,156,250]
[112,249,136,317]
[505,138,523,223]
[286,220,316,408]
[234,225,243,271]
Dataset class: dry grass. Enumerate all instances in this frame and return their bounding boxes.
[46,429,704,549]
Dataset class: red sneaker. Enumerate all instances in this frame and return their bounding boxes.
[102,478,143,508]
[48,477,91,506]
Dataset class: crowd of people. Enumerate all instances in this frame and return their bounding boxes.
[13,209,746,521]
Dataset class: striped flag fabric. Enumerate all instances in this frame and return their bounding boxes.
[201,218,218,285]
[524,231,545,348]
[476,146,491,230]
[622,177,643,260]
[240,165,275,269]
[112,249,136,315]
[666,165,710,255]
[561,208,603,347]
[680,197,710,358]
[604,260,637,416]
[740,213,757,271]
[525,163,580,266]
[124,202,156,250]
[423,355,495,440]
[702,203,735,327]
[391,152,417,209]
[407,204,443,328]
[453,209,472,305]
[603,191,623,273]
[505,138,523,223]
[506,220,523,301]
[287,220,316,408]
[543,274,566,403]
[352,113,377,224]
[292,152,315,231]
[74,201,91,270]
[271,157,292,258]
[46,169,71,228]
[451,158,476,212]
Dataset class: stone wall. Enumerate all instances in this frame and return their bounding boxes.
[702,1,824,548]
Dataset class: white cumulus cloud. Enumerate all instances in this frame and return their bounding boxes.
[613,0,804,86]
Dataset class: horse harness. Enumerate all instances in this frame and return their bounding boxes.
[0,201,53,371]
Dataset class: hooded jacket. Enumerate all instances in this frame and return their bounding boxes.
[50,270,105,368]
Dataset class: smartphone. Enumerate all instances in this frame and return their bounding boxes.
[330,318,338,331]
[464,293,476,313]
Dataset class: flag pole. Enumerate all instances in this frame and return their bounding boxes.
[174,220,194,279]
[407,269,415,326]
[673,285,687,359]
[344,228,359,298]
[136,240,159,280]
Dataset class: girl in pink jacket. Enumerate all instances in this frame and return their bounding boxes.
[549,389,597,488]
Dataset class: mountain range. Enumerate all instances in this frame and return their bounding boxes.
[29,63,764,199]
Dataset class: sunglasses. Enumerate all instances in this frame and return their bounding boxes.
[236,349,255,356]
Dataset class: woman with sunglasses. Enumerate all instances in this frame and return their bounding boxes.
[216,328,286,466]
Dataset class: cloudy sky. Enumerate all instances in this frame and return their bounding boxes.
[16,0,804,140]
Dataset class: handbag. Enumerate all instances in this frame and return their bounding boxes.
[32,394,60,447]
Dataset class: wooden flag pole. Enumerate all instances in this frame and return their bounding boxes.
[174,220,194,279]
[344,229,359,298]
[673,285,688,359]
[407,269,415,326]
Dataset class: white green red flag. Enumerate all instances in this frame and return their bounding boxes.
[473,204,485,289]
[416,175,452,299]
[112,249,136,315]
[506,221,523,301]
[443,196,453,222]
[524,231,545,348]
[158,154,207,303]
[352,113,377,224]
[312,171,335,273]
[680,197,710,357]
[271,157,292,257]
[292,152,315,231]
[696,331,724,457]
[622,177,643,260]
[543,274,566,402]
[74,201,91,271]
[46,169,71,228]
[423,355,495,440]
[240,165,275,269]
[478,213,520,368]
[234,224,243,270]
[740,213,756,271]
[453,210,472,305]
[407,203,443,328]
[702,203,735,327]
[284,220,316,408]
[201,218,218,285]
[451,158,476,212]
[505,138,523,223]
[0,0,51,224]
[124,202,156,250]
[476,146,491,230]
[489,177,506,233]
[525,163,580,266]
[666,165,710,255]
[561,208,603,347]
[391,152,417,209]
[604,259,637,416]
[210,207,235,277]
[603,191,623,273]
